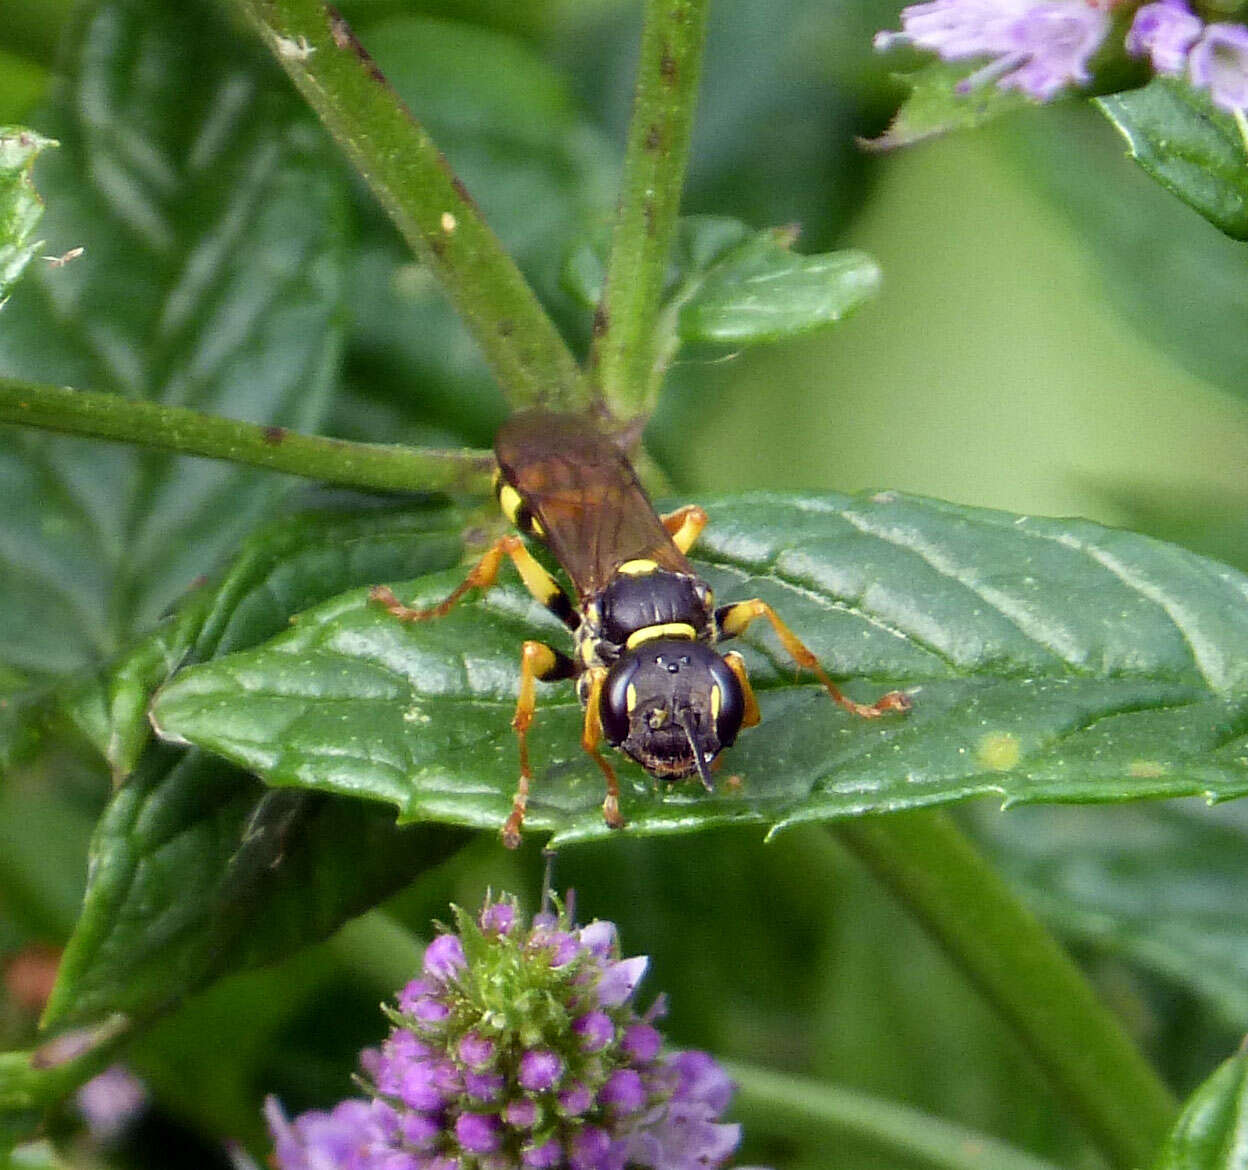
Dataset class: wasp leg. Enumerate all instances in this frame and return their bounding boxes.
[722,650,761,729]
[716,600,911,719]
[582,668,626,832]
[501,640,576,849]
[659,504,708,555]
[371,534,577,631]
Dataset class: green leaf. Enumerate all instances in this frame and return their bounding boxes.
[1153,1048,1248,1169]
[1098,77,1248,240]
[62,499,463,778]
[676,230,881,345]
[564,216,880,350]
[973,800,1248,1029]
[0,0,348,677]
[864,63,1031,151]
[43,508,467,1030]
[43,744,467,1030]
[563,215,747,312]
[0,127,54,306]
[151,493,1248,847]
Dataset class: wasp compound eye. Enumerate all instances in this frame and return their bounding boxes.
[707,654,745,749]
[601,652,641,747]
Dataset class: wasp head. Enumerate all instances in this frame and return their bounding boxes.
[599,638,745,787]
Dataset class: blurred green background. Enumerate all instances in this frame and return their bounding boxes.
[7,0,1248,538]
[4,0,1248,1168]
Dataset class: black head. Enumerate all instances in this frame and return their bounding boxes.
[599,638,745,787]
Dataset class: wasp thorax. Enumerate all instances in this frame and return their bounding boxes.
[600,639,745,785]
[598,569,710,647]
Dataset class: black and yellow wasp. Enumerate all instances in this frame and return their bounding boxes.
[371,411,910,847]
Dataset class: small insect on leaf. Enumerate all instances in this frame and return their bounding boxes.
[366,411,910,847]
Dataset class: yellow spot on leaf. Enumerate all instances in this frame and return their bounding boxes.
[1129,760,1166,778]
[976,731,1021,771]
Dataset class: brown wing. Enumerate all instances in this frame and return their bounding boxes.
[495,411,692,598]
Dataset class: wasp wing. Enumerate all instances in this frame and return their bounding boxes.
[495,412,692,599]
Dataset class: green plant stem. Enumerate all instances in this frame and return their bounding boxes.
[0,378,493,494]
[725,1060,1065,1170]
[230,0,583,412]
[591,0,709,419]
[832,810,1175,1170]
[1,1016,129,1144]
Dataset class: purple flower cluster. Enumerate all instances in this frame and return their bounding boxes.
[1127,0,1248,114]
[265,898,756,1170]
[874,0,1113,100]
[875,0,1248,115]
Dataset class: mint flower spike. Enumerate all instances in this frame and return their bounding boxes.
[1189,23,1248,116]
[874,0,1112,100]
[265,895,766,1170]
[1124,4,1248,144]
[1126,0,1204,74]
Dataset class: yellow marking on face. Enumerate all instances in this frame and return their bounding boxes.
[530,515,546,539]
[626,622,697,649]
[975,731,1021,771]
[617,558,659,576]
[580,639,598,667]
[710,683,721,723]
[498,483,525,525]
[626,683,637,713]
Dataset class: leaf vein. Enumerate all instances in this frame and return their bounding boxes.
[834,507,1088,667]
[692,553,959,672]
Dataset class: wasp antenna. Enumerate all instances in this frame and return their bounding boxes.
[679,711,715,792]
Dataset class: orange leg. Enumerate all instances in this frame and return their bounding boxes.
[500,640,574,849]
[717,599,911,719]
[370,534,572,627]
[582,668,625,831]
[660,504,708,555]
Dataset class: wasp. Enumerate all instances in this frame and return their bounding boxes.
[371,411,910,847]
